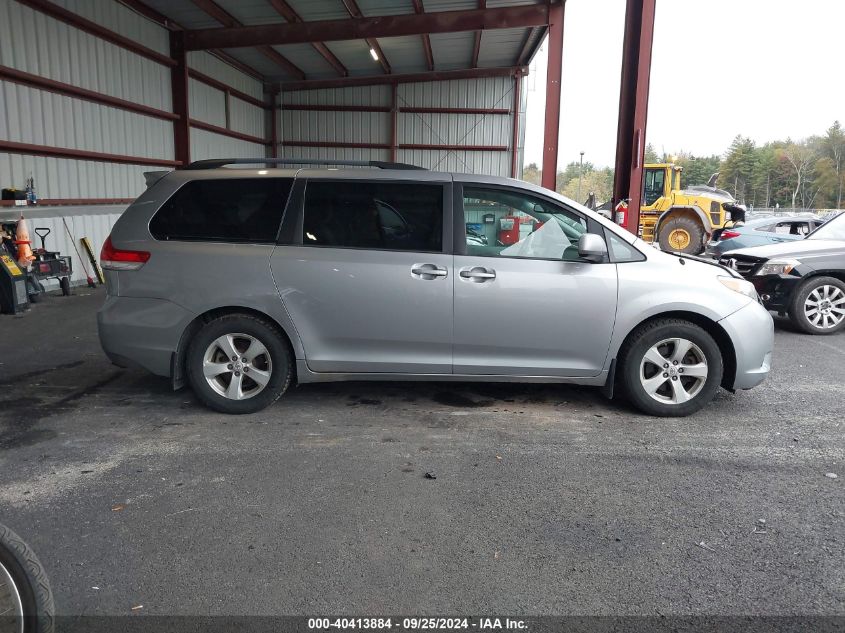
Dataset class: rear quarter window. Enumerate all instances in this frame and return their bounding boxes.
[150,178,293,243]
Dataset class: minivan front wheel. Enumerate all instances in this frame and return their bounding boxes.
[620,319,723,417]
[187,314,292,414]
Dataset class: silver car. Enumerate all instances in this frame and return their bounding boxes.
[98,159,773,417]
[706,215,824,258]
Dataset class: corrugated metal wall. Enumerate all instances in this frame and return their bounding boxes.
[278,76,523,177]
[0,1,269,200]
[186,51,267,160]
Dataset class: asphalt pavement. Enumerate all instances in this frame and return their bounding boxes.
[0,288,842,617]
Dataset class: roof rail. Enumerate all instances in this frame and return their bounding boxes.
[185,158,425,171]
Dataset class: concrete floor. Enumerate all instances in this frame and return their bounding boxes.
[0,288,842,616]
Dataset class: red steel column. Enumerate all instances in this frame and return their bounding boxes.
[612,0,657,234]
[540,2,564,191]
[390,83,398,162]
[270,91,279,158]
[170,31,191,167]
[511,73,521,178]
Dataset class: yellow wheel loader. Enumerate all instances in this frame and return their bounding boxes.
[638,164,739,255]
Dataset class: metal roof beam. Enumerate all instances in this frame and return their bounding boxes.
[268,0,348,76]
[189,0,305,79]
[116,0,266,81]
[339,0,391,74]
[184,4,554,51]
[280,65,526,92]
[472,1,486,68]
[410,0,434,71]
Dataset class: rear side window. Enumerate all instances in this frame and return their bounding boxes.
[302,181,443,252]
[150,178,293,243]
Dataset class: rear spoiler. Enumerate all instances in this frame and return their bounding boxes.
[143,171,170,188]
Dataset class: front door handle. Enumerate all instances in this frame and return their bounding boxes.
[411,264,448,280]
[459,266,496,282]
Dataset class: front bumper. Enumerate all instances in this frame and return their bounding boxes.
[750,273,803,312]
[719,301,774,390]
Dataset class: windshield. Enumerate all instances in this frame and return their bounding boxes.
[807,212,845,241]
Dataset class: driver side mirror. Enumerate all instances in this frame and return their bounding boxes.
[577,233,607,263]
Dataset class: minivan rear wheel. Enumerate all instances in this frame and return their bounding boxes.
[619,319,723,417]
[187,314,292,414]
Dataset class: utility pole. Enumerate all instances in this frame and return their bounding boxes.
[577,151,585,202]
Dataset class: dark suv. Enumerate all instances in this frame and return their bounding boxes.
[720,212,845,334]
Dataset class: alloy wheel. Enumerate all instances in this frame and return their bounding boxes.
[639,337,708,405]
[202,333,273,401]
[804,285,845,330]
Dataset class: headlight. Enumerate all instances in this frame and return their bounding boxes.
[718,276,759,301]
[754,258,801,276]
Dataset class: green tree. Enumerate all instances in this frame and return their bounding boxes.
[718,135,758,203]
[674,153,721,189]
[522,162,541,186]
[822,121,845,208]
[562,167,614,204]
[778,141,815,208]
[644,143,659,163]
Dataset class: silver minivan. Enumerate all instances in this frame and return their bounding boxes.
[98,159,773,417]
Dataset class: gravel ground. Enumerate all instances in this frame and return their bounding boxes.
[0,288,842,617]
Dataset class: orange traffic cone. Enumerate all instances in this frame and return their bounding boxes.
[15,214,35,268]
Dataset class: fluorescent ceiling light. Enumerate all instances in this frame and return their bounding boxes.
[369,47,379,61]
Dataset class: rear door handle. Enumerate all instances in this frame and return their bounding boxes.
[411,264,448,279]
[459,266,496,282]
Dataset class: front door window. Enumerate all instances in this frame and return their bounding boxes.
[462,187,590,261]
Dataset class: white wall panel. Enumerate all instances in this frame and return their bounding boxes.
[278,145,390,166]
[0,154,148,199]
[229,97,265,138]
[190,129,266,161]
[281,85,391,108]
[0,1,171,111]
[188,51,263,101]
[277,77,517,176]
[281,111,390,145]
[52,0,169,55]
[188,78,226,127]
[0,82,173,159]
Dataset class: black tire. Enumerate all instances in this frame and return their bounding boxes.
[0,523,55,633]
[788,276,845,335]
[59,277,70,296]
[658,215,705,255]
[619,318,723,417]
[27,291,41,303]
[186,314,292,414]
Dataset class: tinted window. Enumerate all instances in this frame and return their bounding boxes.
[463,186,591,261]
[150,178,292,243]
[303,181,443,252]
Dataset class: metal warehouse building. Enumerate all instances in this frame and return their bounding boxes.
[0,0,656,285]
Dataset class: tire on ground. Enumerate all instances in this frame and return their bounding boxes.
[186,313,292,414]
[619,318,723,417]
[658,214,705,255]
[0,523,55,633]
[787,276,845,335]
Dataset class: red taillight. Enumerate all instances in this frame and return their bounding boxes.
[100,236,150,270]
[720,230,741,240]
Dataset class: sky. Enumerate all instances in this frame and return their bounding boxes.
[522,0,845,169]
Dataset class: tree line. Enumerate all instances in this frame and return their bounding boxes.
[522,121,845,210]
